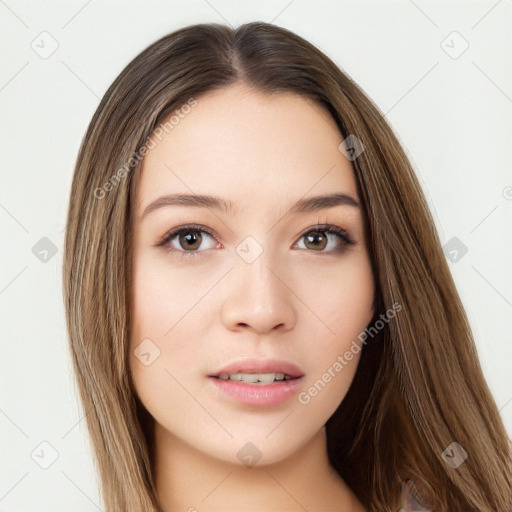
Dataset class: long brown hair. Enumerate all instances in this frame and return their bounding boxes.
[62,21,512,511]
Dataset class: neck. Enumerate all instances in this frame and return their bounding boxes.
[154,424,363,511]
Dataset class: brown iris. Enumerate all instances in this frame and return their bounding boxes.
[179,230,202,251]
[304,231,328,251]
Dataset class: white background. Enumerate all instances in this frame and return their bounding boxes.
[1,1,511,510]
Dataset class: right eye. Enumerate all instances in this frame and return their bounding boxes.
[156,224,221,257]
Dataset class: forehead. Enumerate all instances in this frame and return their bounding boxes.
[134,83,359,217]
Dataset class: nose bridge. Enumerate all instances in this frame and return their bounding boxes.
[243,245,280,296]
[237,237,285,306]
[220,236,297,333]
[235,231,281,286]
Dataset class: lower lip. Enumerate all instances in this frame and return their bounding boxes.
[208,376,304,406]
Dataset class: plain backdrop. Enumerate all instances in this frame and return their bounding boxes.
[1,1,511,510]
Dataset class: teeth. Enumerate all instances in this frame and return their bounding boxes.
[217,372,291,384]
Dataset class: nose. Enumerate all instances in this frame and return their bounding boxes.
[220,251,297,335]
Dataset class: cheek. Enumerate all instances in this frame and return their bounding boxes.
[293,253,374,412]
[130,250,218,349]
[129,258,189,404]
[298,250,375,341]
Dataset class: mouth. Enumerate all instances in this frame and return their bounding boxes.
[209,372,299,384]
[207,358,305,406]
[208,358,304,382]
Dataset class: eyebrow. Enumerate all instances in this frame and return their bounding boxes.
[140,192,360,220]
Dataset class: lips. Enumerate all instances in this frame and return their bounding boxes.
[207,358,305,406]
[208,358,304,379]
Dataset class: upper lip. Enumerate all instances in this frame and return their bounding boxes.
[209,358,304,379]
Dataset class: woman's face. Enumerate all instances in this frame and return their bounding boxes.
[129,83,375,466]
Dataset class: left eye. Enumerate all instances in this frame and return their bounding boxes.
[295,225,353,252]
[156,224,353,257]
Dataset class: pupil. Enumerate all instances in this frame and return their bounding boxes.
[306,231,326,250]
[181,231,201,250]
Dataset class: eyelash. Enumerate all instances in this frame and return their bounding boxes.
[155,222,355,258]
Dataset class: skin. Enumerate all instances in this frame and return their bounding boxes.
[130,83,374,512]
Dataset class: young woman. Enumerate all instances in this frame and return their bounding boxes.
[62,21,512,512]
